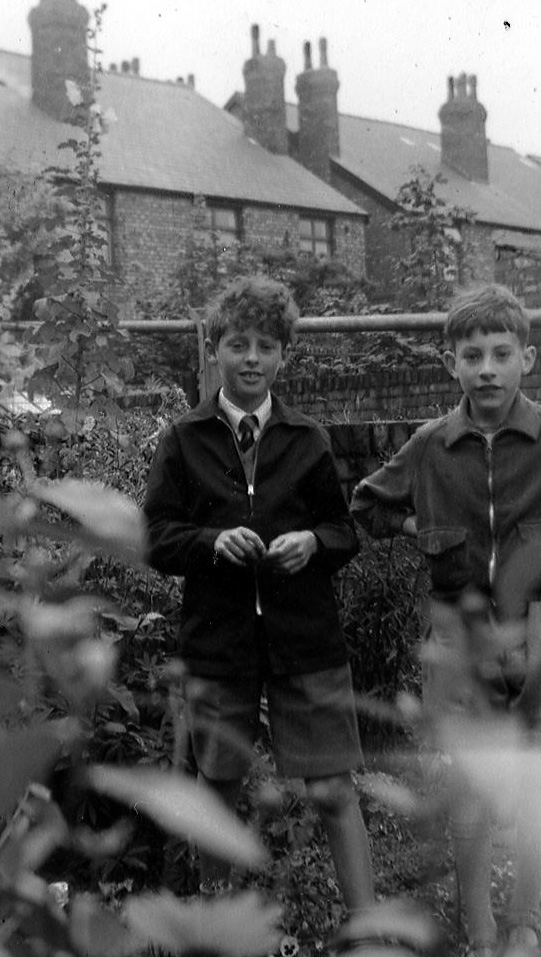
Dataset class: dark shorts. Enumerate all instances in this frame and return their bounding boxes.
[185,664,363,781]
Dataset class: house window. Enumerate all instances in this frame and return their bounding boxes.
[204,206,240,250]
[300,217,333,257]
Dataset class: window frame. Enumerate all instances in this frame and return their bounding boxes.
[299,216,334,258]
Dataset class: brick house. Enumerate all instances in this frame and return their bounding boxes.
[0,0,367,306]
[227,34,541,307]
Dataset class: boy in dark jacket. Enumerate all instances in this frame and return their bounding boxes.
[351,284,541,957]
[144,277,374,925]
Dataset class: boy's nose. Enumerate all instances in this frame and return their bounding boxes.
[479,358,496,377]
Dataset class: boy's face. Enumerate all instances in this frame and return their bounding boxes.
[205,324,286,412]
[443,330,536,428]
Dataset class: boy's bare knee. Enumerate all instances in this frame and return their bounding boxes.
[305,772,356,817]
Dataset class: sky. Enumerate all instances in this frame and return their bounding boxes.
[2,0,541,156]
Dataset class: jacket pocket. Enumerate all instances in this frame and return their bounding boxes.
[517,521,541,543]
[417,527,467,556]
[417,527,469,595]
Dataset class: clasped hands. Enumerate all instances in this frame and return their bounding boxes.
[214,527,317,575]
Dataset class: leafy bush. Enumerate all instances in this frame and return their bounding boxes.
[337,532,428,751]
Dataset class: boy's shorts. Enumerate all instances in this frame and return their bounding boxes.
[422,598,530,720]
[185,664,363,781]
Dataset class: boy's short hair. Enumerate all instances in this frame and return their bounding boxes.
[206,276,299,348]
[445,284,530,348]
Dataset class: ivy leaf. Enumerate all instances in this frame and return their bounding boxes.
[87,766,267,867]
[32,479,147,564]
[125,889,282,957]
[107,684,140,722]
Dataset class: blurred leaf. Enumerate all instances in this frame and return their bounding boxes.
[87,766,267,867]
[438,712,523,822]
[32,479,147,564]
[0,675,23,717]
[0,722,78,819]
[337,899,442,956]
[72,819,133,861]
[360,774,422,818]
[70,893,143,957]
[125,889,282,957]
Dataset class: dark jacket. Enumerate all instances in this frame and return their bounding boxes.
[351,392,541,618]
[144,393,358,676]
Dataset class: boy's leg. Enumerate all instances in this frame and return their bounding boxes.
[509,757,541,949]
[449,781,497,951]
[185,674,262,894]
[305,772,374,915]
[197,772,244,893]
[267,666,374,917]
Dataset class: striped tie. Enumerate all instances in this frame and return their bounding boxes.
[238,414,258,452]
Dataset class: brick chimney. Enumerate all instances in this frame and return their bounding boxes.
[242,25,288,155]
[295,38,340,183]
[28,0,90,123]
[438,73,488,182]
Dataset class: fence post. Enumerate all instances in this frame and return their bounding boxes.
[194,314,221,402]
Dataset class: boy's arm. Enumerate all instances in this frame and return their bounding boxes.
[350,435,417,540]
[143,426,224,575]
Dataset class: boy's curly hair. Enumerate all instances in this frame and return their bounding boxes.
[445,284,530,347]
[205,276,299,348]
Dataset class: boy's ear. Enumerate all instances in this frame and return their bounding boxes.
[524,344,537,374]
[204,337,218,365]
[442,349,458,378]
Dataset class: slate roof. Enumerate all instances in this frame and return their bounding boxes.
[285,103,541,233]
[0,49,364,217]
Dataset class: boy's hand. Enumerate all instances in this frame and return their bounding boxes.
[214,527,267,566]
[402,515,418,537]
[265,531,318,575]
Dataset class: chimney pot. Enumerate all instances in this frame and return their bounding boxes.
[251,24,260,57]
[242,25,287,154]
[456,72,468,98]
[28,0,90,123]
[295,37,340,182]
[131,57,140,75]
[447,76,454,100]
[109,62,117,72]
[121,60,130,73]
[187,73,195,88]
[438,73,488,182]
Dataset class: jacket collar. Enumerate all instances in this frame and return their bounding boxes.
[187,391,306,427]
[444,391,541,447]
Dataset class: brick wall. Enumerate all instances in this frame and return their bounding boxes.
[331,170,403,296]
[274,326,541,420]
[327,420,423,498]
[274,362,461,419]
[112,189,366,286]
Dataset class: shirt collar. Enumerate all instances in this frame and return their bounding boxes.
[444,391,541,447]
[218,389,272,438]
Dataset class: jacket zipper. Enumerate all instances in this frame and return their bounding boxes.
[219,416,263,615]
[483,433,497,587]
